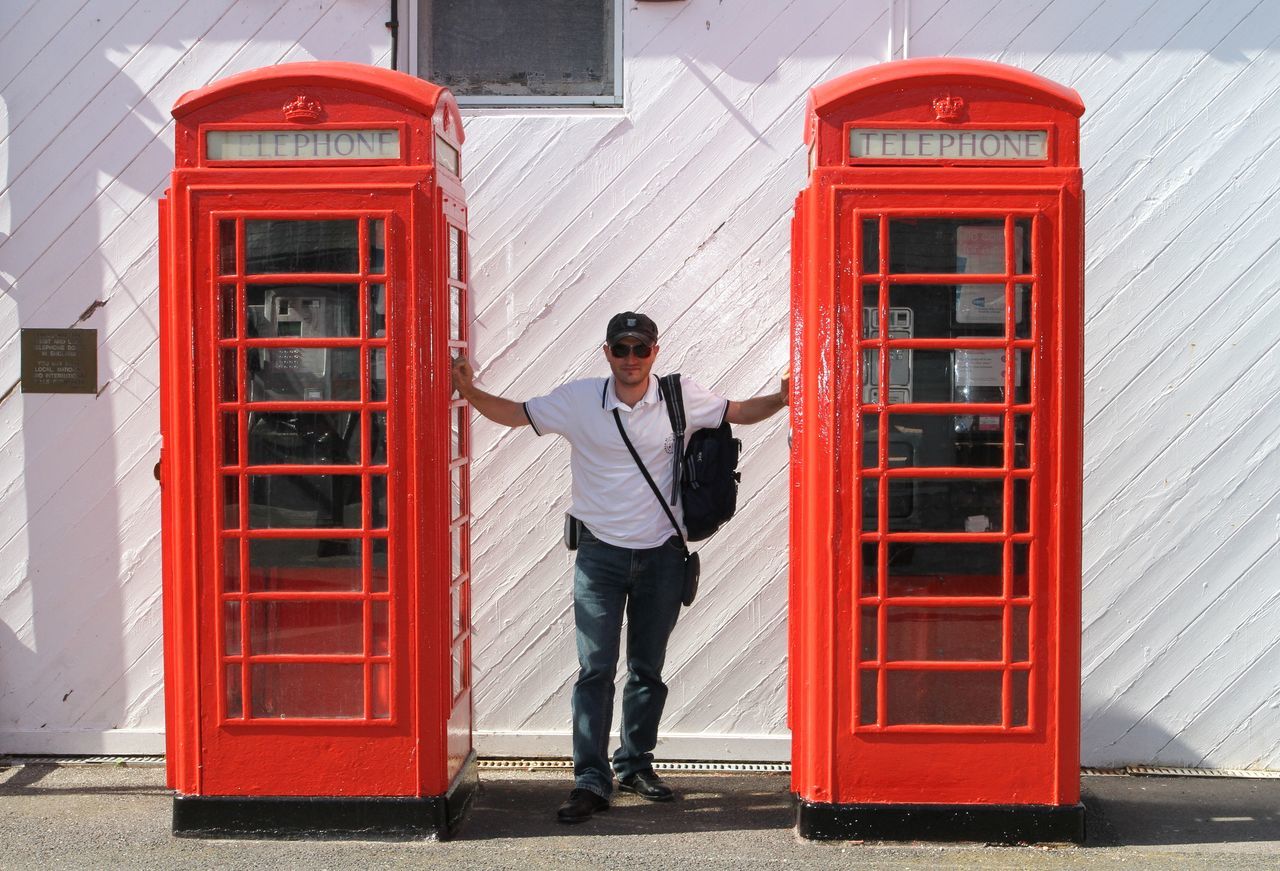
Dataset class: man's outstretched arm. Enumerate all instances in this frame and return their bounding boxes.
[725,368,790,426]
[451,355,532,429]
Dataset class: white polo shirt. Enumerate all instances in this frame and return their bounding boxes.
[524,375,729,549]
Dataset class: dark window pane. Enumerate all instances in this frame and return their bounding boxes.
[872,413,1014,470]
[897,349,1029,405]
[1013,543,1029,597]
[888,283,1024,339]
[371,413,388,465]
[223,414,240,466]
[368,283,386,338]
[426,0,615,98]
[859,283,879,338]
[248,474,362,529]
[368,219,386,273]
[223,538,241,592]
[861,219,879,274]
[248,538,362,592]
[1014,478,1030,532]
[247,412,360,466]
[220,284,237,337]
[888,219,1008,275]
[247,284,358,338]
[248,348,360,402]
[372,476,388,530]
[371,538,389,593]
[1015,219,1032,274]
[861,542,878,596]
[223,477,240,529]
[887,479,1003,533]
[218,220,237,275]
[1014,284,1032,338]
[221,349,238,402]
[370,349,386,401]
[245,220,358,274]
[883,542,1003,597]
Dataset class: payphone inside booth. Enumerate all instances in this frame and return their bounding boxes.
[789,59,1085,843]
[158,63,475,839]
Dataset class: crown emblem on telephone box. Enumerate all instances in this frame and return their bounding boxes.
[932,94,966,122]
[283,95,323,123]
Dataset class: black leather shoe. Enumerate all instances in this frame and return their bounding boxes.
[617,769,675,802]
[557,788,610,823]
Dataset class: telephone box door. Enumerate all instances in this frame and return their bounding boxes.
[193,188,417,795]
[838,184,1073,803]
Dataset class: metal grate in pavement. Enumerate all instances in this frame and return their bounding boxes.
[1084,765,1280,779]
[477,758,791,773]
[0,755,165,767]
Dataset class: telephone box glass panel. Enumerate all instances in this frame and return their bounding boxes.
[218,213,396,724]
[859,211,1039,730]
[245,220,359,274]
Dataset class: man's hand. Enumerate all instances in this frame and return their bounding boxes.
[727,364,791,425]
[451,354,475,399]
[450,354,532,429]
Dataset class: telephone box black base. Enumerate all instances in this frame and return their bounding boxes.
[795,797,1085,844]
[173,752,479,841]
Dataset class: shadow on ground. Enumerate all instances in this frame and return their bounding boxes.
[0,762,166,796]
[456,773,794,841]
[1084,775,1280,847]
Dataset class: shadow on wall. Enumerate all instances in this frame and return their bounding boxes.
[0,42,164,749]
[1081,699,1206,770]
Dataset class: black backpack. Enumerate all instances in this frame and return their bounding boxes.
[659,374,742,542]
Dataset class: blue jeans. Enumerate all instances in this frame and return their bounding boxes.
[571,527,686,799]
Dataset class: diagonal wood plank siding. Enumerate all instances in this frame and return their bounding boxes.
[0,0,1275,769]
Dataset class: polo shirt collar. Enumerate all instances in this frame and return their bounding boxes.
[602,375,660,412]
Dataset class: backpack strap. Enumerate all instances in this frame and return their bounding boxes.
[612,409,686,549]
[658,374,686,505]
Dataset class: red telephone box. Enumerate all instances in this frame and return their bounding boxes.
[158,62,475,838]
[789,58,1084,843]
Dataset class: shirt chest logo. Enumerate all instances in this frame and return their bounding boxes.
[664,434,675,455]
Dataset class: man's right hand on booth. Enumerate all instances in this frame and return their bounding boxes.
[451,354,476,398]
[451,354,532,429]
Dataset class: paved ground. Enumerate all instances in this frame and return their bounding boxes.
[2,762,1278,870]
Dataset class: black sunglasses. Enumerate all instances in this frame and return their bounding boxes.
[609,342,653,359]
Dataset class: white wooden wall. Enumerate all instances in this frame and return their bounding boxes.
[0,0,1276,770]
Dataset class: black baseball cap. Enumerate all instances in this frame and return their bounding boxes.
[606,312,658,346]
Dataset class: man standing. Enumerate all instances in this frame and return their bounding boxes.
[451,312,788,823]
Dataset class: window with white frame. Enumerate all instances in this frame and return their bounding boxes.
[416,0,622,107]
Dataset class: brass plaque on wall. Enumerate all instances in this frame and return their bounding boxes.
[21,328,98,394]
